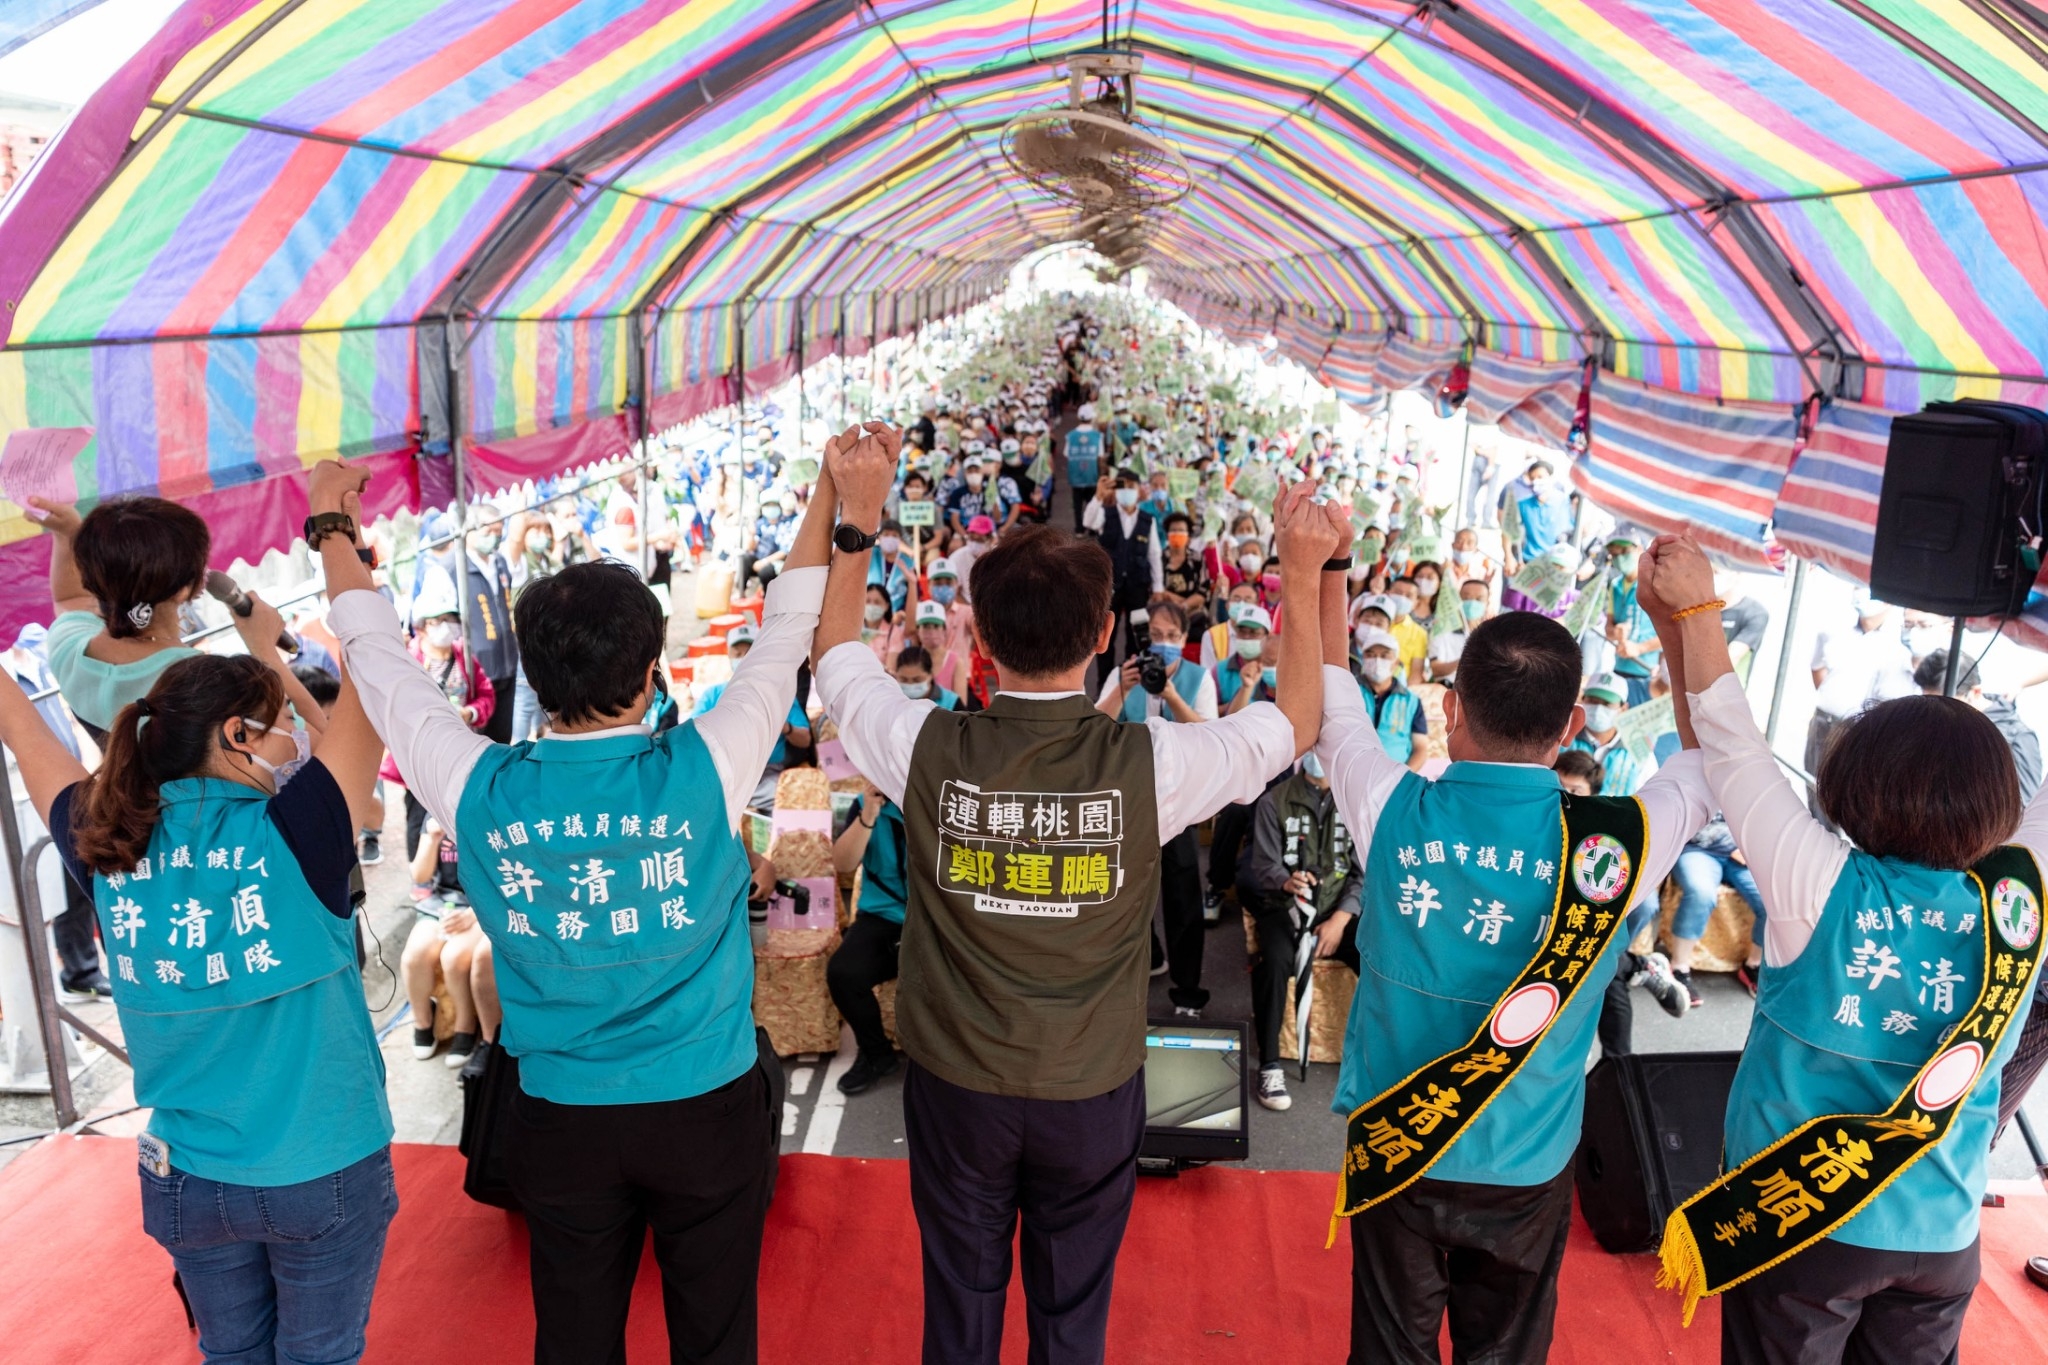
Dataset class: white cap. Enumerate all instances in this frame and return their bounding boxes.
[1077,402,1097,422]
[1356,626,1399,655]
[1234,605,1274,633]
[728,623,758,646]
[413,578,459,620]
[914,600,947,626]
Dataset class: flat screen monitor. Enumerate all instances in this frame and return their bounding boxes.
[1140,1018,1249,1163]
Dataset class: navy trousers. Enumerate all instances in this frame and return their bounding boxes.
[903,1060,1147,1365]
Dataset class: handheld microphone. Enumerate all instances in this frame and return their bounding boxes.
[205,571,300,656]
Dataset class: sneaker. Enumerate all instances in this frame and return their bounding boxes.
[838,1050,899,1095]
[1734,962,1761,998]
[411,1000,437,1059]
[1173,1004,1203,1020]
[358,832,383,866]
[60,971,112,1002]
[408,882,433,904]
[1202,889,1223,924]
[444,1032,477,1068]
[1638,952,1691,1019]
[1673,968,1706,1010]
[1256,1065,1293,1111]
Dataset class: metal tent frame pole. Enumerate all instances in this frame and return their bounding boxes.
[1764,556,1808,748]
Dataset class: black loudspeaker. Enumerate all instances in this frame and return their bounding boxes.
[1575,1051,1740,1254]
[1870,399,2048,617]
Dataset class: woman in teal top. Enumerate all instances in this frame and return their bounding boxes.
[0,646,393,1365]
[1648,536,2048,1364]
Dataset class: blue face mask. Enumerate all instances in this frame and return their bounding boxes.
[1150,642,1182,664]
[1263,666,1279,688]
[931,584,957,604]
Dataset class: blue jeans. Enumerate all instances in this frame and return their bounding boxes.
[511,668,543,743]
[139,1146,398,1365]
[1672,838,1766,941]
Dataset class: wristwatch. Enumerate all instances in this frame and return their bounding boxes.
[833,523,879,554]
[303,511,356,549]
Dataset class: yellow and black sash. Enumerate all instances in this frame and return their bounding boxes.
[1656,845,2047,1325]
[1328,794,1649,1244]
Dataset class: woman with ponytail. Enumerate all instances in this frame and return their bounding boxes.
[0,581,395,1363]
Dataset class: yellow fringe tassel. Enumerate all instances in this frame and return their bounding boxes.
[1653,1207,1706,1329]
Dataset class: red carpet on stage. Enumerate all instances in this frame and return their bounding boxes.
[3,1136,2045,1362]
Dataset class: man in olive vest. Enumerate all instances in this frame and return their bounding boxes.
[1314,591,1713,1364]
[813,422,1343,1364]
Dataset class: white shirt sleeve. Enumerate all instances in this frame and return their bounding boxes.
[694,566,825,831]
[327,589,492,832]
[1081,498,1105,533]
[1149,701,1296,836]
[1689,672,1850,967]
[814,639,933,806]
[1148,526,1164,594]
[1191,669,1219,722]
[1627,749,1712,914]
[1314,663,1409,851]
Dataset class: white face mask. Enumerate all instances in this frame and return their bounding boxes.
[239,718,311,792]
[425,620,460,649]
[900,679,932,699]
[1238,553,1262,575]
[1234,636,1265,659]
[965,472,983,489]
[1115,487,1140,509]
[1361,657,1396,685]
[878,536,901,559]
[1583,704,1618,733]
[1414,577,1439,597]
[1385,595,1414,620]
[1227,600,1256,623]
[863,602,887,625]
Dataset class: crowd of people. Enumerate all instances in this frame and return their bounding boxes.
[0,291,2044,1365]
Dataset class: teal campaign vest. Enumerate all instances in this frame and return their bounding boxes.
[1214,660,1274,710]
[1337,763,1636,1186]
[1568,730,1644,797]
[95,779,390,1186]
[1727,850,2042,1253]
[1119,655,1206,723]
[1064,427,1103,487]
[1365,683,1422,764]
[857,799,910,924]
[455,727,752,1105]
[1610,578,1662,678]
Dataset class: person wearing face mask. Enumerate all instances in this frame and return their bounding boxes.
[1237,752,1364,1112]
[1061,403,1105,530]
[740,490,797,591]
[925,559,971,645]
[1083,469,1165,682]
[1215,605,1278,715]
[0,634,392,1363]
[861,583,909,665]
[1385,579,1431,684]
[1448,528,1498,595]
[386,583,494,912]
[1408,560,1443,632]
[1355,627,1430,773]
[1603,531,1662,707]
[1426,581,1494,683]
[865,519,917,614]
[892,644,961,712]
[949,514,999,595]
[1159,511,1211,631]
[945,454,990,539]
[912,601,972,700]
[1567,672,1647,796]
[1201,582,1264,669]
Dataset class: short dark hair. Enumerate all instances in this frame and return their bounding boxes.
[1912,649,1981,694]
[74,497,210,638]
[893,644,933,673]
[1453,612,1583,751]
[1553,748,1604,794]
[292,664,341,706]
[1818,695,2019,869]
[514,561,665,726]
[970,525,1111,677]
[1163,511,1193,534]
[1147,599,1189,636]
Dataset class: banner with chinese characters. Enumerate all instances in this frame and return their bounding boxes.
[1330,795,1649,1240]
[934,781,1124,917]
[1656,844,2045,1325]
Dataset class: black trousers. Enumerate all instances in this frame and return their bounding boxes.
[904,1060,1145,1365]
[1598,952,1640,1059]
[1207,801,1252,895]
[403,789,462,895]
[1158,826,1208,1010]
[483,675,517,745]
[505,1066,772,1365]
[1247,902,1359,1070]
[825,913,903,1058]
[1347,1166,1575,1365]
[54,871,102,988]
[1721,1236,1978,1365]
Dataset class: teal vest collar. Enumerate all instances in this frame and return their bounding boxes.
[1433,761,1564,792]
[530,731,655,763]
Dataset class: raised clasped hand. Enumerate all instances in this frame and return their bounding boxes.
[308,458,370,518]
[1640,533,1715,616]
[1272,477,1348,569]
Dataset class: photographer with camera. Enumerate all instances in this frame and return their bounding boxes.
[1097,600,1216,1014]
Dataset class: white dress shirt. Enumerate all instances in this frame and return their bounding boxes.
[1811,622,1916,719]
[329,566,826,834]
[1079,500,1165,595]
[815,641,1292,838]
[1689,671,2048,968]
[1314,664,1712,915]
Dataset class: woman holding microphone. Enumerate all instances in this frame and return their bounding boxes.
[0,491,393,1364]
[1644,535,2048,1364]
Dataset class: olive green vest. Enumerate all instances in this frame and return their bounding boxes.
[899,694,1161,1099]
[1271,773,1356,921]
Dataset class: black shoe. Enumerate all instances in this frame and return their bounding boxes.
[60,971,112,1002]
[1672,969,1706,1010]
[444,1032,477,1068]
[411,998,437,1060]
[838,1050,899,1095]
[2026,1256,2048,1292]
[359,832,382,865]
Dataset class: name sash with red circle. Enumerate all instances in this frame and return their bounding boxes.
[1328,794,1649,1244]
[1655,844,2046,1325]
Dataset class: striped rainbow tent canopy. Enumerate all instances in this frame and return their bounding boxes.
[4,0,2048,639]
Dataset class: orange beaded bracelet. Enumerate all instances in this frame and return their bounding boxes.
[1670,598,1726,622]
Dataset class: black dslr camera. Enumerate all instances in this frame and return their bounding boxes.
[1137,649,1170,696]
